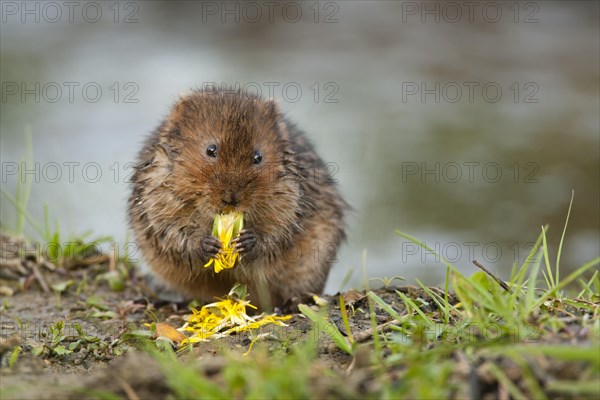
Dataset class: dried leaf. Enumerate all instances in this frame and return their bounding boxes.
[156,323,186,343]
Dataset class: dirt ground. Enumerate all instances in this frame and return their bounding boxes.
[1,234,598,399]
[0,234,361,398]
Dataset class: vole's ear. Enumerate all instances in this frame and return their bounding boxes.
[162,90,201,136]
[171,90,198,114]
[266,98,292,143]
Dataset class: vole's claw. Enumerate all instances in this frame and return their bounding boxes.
[233,229,256,253]
[201,235,222,258]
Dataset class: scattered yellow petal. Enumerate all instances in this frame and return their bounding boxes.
[313,294,329,306]
[180,285,292,346]
[243,333,273,356]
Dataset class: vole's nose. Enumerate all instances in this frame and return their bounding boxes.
[221,191,239,206]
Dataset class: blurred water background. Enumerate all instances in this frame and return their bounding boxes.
[1,1,598,293]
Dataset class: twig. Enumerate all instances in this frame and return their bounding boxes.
[472,260,512,294]
[354,321,396,342]
[545,305,577,319]
[108,251,116,272]
[31,264,50,293]
[117,377,140,400]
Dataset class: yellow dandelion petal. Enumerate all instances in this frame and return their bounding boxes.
[202,212,244,273]
[213,260,224,273]
[179,285,293,345]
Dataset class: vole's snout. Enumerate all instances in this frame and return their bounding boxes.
[221,190,239,207]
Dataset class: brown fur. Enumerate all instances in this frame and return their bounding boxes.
[128,88,347,309]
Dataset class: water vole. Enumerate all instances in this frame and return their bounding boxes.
[128,88,347,309]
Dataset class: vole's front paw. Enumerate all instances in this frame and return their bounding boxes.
[232,229,256,254]
[201,235,222,261]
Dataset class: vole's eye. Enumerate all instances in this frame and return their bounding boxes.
[206,144,217,158]
[253,150,263,165]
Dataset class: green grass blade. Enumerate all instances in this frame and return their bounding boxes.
[525,249,542,312]
[8,346,21,369]
[444,265,450,323]
[509,262,518,282]
[509,228,545,306]
[415,279,456,323]
[367,291,404,322]
[395,229,458,273]
[504,344,600,366]
[0,190,44,237]
[12,126,34,235]
[44,204,51,241]
[299,304,353,355]
[487,362,528,400]
[541,225,554,289]
[511,354,548,400]
[556,190,574,284]
[395,229,457,320]
[367,295,383,362]
[577,270,598,298]
[395,290,434,328]
[339,268,354,293]
[14,165,22,234]
[546,380,600,396]
[361,249,369,291]
[534,257,600,308]
[153,350,225,399]
[338,295,354,343]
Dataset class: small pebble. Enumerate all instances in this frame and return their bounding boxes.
[326,342,338,353]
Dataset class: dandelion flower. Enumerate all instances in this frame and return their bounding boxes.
[180,284,291,345]
[203,211,244,273]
